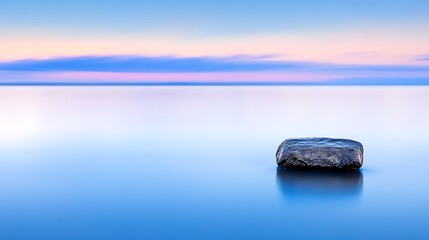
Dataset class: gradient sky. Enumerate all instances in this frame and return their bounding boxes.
[1,0,429,84]
[1,0,429,63]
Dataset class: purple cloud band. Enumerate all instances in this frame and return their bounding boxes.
[1,55,429,85]
[1,55,429,73]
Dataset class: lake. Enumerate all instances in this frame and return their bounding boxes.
[0,86,428,239]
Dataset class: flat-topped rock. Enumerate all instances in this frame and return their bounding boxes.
[276,138,363,170]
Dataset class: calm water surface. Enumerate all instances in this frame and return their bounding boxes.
[0,86,428,239]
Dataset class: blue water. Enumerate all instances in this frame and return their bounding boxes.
[0,86,428,239]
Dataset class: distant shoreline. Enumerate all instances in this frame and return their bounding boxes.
[1,81,429,86]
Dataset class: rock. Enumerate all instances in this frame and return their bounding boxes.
[276,138,363,170]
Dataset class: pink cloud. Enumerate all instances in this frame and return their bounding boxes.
[18,71,347,83]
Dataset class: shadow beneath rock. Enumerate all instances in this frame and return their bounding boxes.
[276,167,363,200]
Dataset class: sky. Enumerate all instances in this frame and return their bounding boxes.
[1,0,429,84]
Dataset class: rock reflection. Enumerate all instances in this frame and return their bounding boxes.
[276,167,363,200]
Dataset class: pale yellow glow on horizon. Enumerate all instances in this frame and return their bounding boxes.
[0,99,42,147]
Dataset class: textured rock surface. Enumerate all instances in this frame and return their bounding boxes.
[276,138,363,170]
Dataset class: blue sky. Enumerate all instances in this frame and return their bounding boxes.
[0,0,428,84]
[2,0,429,35]
[2,0,428,62]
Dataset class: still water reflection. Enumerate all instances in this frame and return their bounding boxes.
[276,168,363,199]
[0,86,429,240]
